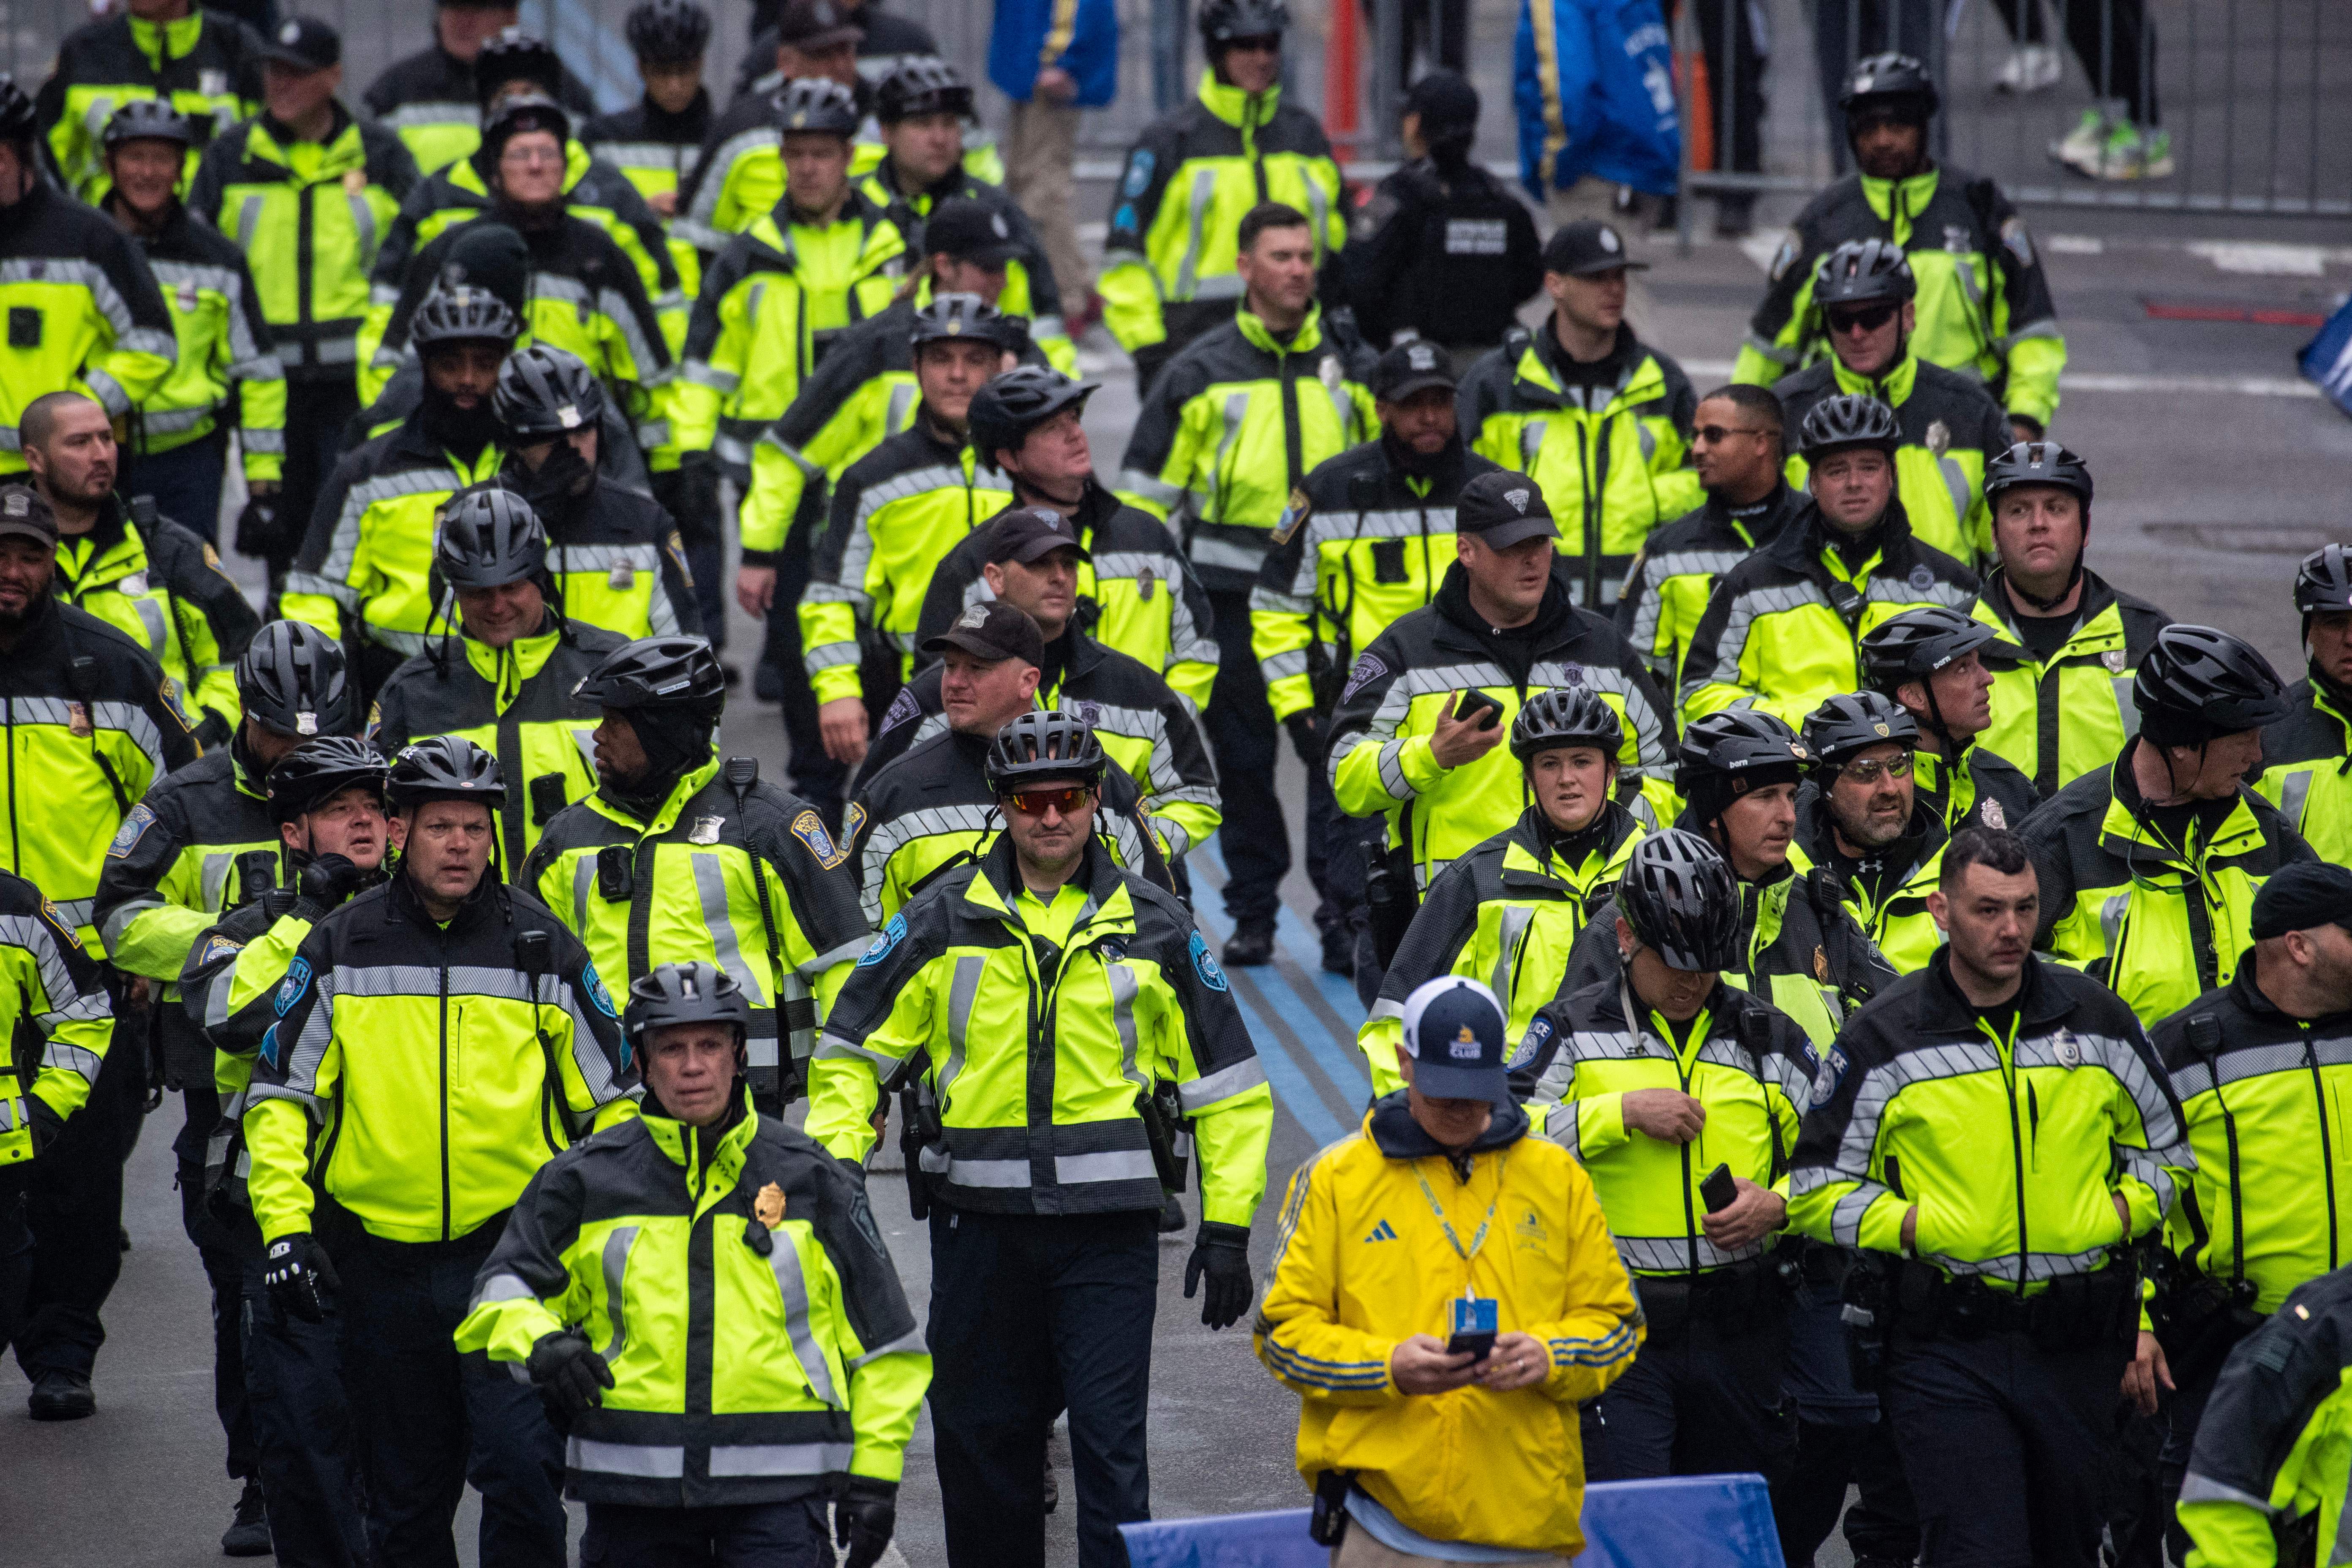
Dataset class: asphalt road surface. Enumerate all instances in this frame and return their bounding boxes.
[5,198,2347,1565]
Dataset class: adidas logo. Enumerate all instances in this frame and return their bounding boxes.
[1363,1220,1398,1243]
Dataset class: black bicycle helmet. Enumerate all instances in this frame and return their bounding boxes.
[239,620,357,740]
[475,29,566,107]
[2294,545,2352,618]
[493,343,608,443]
[1813,239,1915,309]
[479,90,571,160]
[437,486,548,591]
[775,77,859,138]
[266,736,389,826]
[387,734,507,808]
[909,291,1024,356]
[1617,829,1745,971]
[967,366,1100,470]
[1798,393,1900,460]
[876,57,973,123]
[1859,604,2003,693]
[1802,691,1919,770]
[1677,709,1810,823]
[102,99,197,151]
[411,284,522,349]
[2133,625,2292,739]
[1198,0,1291,45]
[625,960,751,1047]
[573,635,727,714]
[985,710,1108,793]
[1510,687,1624,762]
[1839,52,1939,121]
[624,0,711,64]
[0,75,35,148]
[1983,441,2092,512]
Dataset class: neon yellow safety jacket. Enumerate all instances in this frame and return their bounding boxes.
[2256,671,2352,873]
[34,8,260,203]
[1616,483,1804,690]
[119,200,286,485]
[0,869,116,1167]
[1973,569,2171,801]
[1793,789,1948,977]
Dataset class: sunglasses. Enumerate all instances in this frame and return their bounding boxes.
[1002,785,1093,817]
[1222,35,1281,52]
[1838,755,1914,784]
[1827,303,1898,335]
[1694,424,1774,444]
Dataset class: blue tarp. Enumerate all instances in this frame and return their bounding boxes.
[1120,1474,1788,1568]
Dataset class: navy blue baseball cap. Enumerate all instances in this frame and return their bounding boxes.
[1399,977,1510,1100]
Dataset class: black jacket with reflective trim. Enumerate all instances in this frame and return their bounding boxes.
[360,44,599,155]
[1911,740,2039,839]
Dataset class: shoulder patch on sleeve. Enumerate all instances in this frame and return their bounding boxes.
[106,802,156,858]
[1338,651,1387,705]
[580,958,619,1019]
[1271,487,1311,546]
[1769,228,1803,281]
[40,899,83,949]
[1509,1013,1552,1071]
[1121,149,1154,198]
[2000,215,2034,268]
[666,530,695,587]
[876,686,920,738]
[858,912,908,967]
[1811,1045,1848,1105]
[843,800,868,846]
[196,932,245,969]
[273,956,312,1015]
[1187,930,1228,992]
[157,674,194,732]
[790,808,849,870]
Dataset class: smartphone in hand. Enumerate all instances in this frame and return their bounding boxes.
[1453,689,1504,730]
[1700,1162,1739,1214]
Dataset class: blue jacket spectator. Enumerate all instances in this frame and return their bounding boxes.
[989,0,1119,108]
[1514,0,1681,198]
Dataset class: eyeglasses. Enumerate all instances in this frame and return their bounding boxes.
[1827,303,1898,335]
[1693,424,1774,444]
[1838,755,1914,784]
[1002,785,1093,817]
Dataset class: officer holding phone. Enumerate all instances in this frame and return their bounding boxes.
[1512,830,1817,1504]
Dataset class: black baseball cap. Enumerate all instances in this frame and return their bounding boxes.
[986,507,1092,567]
[1371,339,1456,402]
[777,0,863,49]
[0,484,57,547]
[1401,69,1478,139]
[1399,977,1511,1101]
[2251,862,2352,941]
[925,198,1021,267]
[259,16,340,71]
[920,600,1045,666]
[1541,219,1649,277]
[1454,468,1557,549]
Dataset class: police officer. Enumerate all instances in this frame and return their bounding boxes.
[1120,201,1375,964]
[1325,471,1677,958]
[362,0,598,177]
[368,489,629,869]
[492,346,700,641]
[1771,241,2011,568]
[1681,395,1980,728]
[1456,219,1701,613]
[674,0,869,257]
[189,17,422,576]
[2141,863,2352,1564]
[22,390,262,748]
[584,0,716,220]
[2256,545,2352,870]
[1517,829,1815,1497]
[2023,624,2311,1029]
[1618,383,1802,689]
[798,295,1021,783]
[1361,688,1645,1093]
[226,734,639,1566]
[1735,54,2066,444]
[1858,605,2039,838]
[455,961,928,1567]
[1970,442,2172,800]
[33,0,262,204]
[0,75,177,479]
[1795,693,1946,975]
[1341,70,1543,362]
[858,507,1220,861]
[97,101,285,542]
[920,366,1217,711]
[809,709,1274,1568]
[1790,825,2186,1568]
[1101,0,1345,393]
[177,735,389,1565]
[524,635,874,1106]
[285,283,519,694]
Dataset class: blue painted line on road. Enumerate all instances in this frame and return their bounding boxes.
[1196,838,1372,1104]
[1224,985,1350,1149]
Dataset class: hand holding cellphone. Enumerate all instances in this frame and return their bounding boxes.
[1452,689,1503,731]
[1447,1295,1498,1361]
[1700,1162,1738,1214]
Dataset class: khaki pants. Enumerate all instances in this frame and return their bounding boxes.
[1005,96,1091,306]
[1541,175,1657,339]
[1332,1521,1576,1567]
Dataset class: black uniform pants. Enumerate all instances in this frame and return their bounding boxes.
[1581,1292,1797,1487]
[1883,1326,2130,1568]
[1206,588,1339,930]
[334,1225,567,1568]
[0,1177,30,1357]
[12,1023,142,1383]
[243,1255,370,1567]
[927,1207,1157,1568]
[581,1497,830,1566]
[174,1087,255,1481]
[1778,1277,1919,1567]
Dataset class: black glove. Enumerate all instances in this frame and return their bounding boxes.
[262,1233,340,1323]
[1284,711,1325,768]
[1184,1220,1254,1330]
[297,852,366,907]
[24,1097,65,1157]
[527,1330,614,1423]
[834,1476,897,1568]
[675,451,722,548]
[233,494,292,560]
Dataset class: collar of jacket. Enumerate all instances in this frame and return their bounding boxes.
[592,751,721,832]
[229,730,272,799]
[1500,800,1634,889]
[463,618,564,709]
[962,832,1136,936]
[1429,560,1576,651]
[130,9,207,69]
[638,1091,759,1184]
[386,858,504,933]
[1769,495,1919,572]
[1512,323,1658,414]
[1858,165,1943,243]
[747,185,895,267]
[1044,628,1112,692]
[637,87,712,144]
[1798,785,1940,882]
[2099,739,2265,868]
[1829,348,1920,407]
[1579,961,1755,1039]
[870,155,979,211]
[1918,942,2070,1031]
[1981,567,2121,656]
[59,491,139,574]
[1366,1088,1528,1167]
[1067,478,1123,537]
[2301,664,2352,728]
[109,191,187,250]
[460,136,593,200]
[1235,301,1326,357]
[1377,428,1469,490]
[252,103,362,169]
[1195,68,1279,133]
[1710,481,1801,548]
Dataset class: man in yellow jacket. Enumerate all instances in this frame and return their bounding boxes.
[1257,974,1643,1562]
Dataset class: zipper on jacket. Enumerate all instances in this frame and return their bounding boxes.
[2026,1081,2040,1172]
[439,958,453,1242]
[295,173,316,336]
[4,699,14,869]
[2306,1024,2341,1270]
[1577,424,1600,607]
[1996,1033,2029,1289]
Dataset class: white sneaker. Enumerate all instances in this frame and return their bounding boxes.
[1995,45,2063,95]
[2049,106,2107,166]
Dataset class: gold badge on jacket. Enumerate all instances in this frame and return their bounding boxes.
[754,1181,787,1228]
[1812,946,1829,984]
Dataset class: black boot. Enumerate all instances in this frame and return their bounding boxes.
[1223,921,1275,967]
[27,1370,94,1421]
[221,1477,270,1557]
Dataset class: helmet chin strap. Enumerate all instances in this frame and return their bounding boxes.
[2006,556,2084,613]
